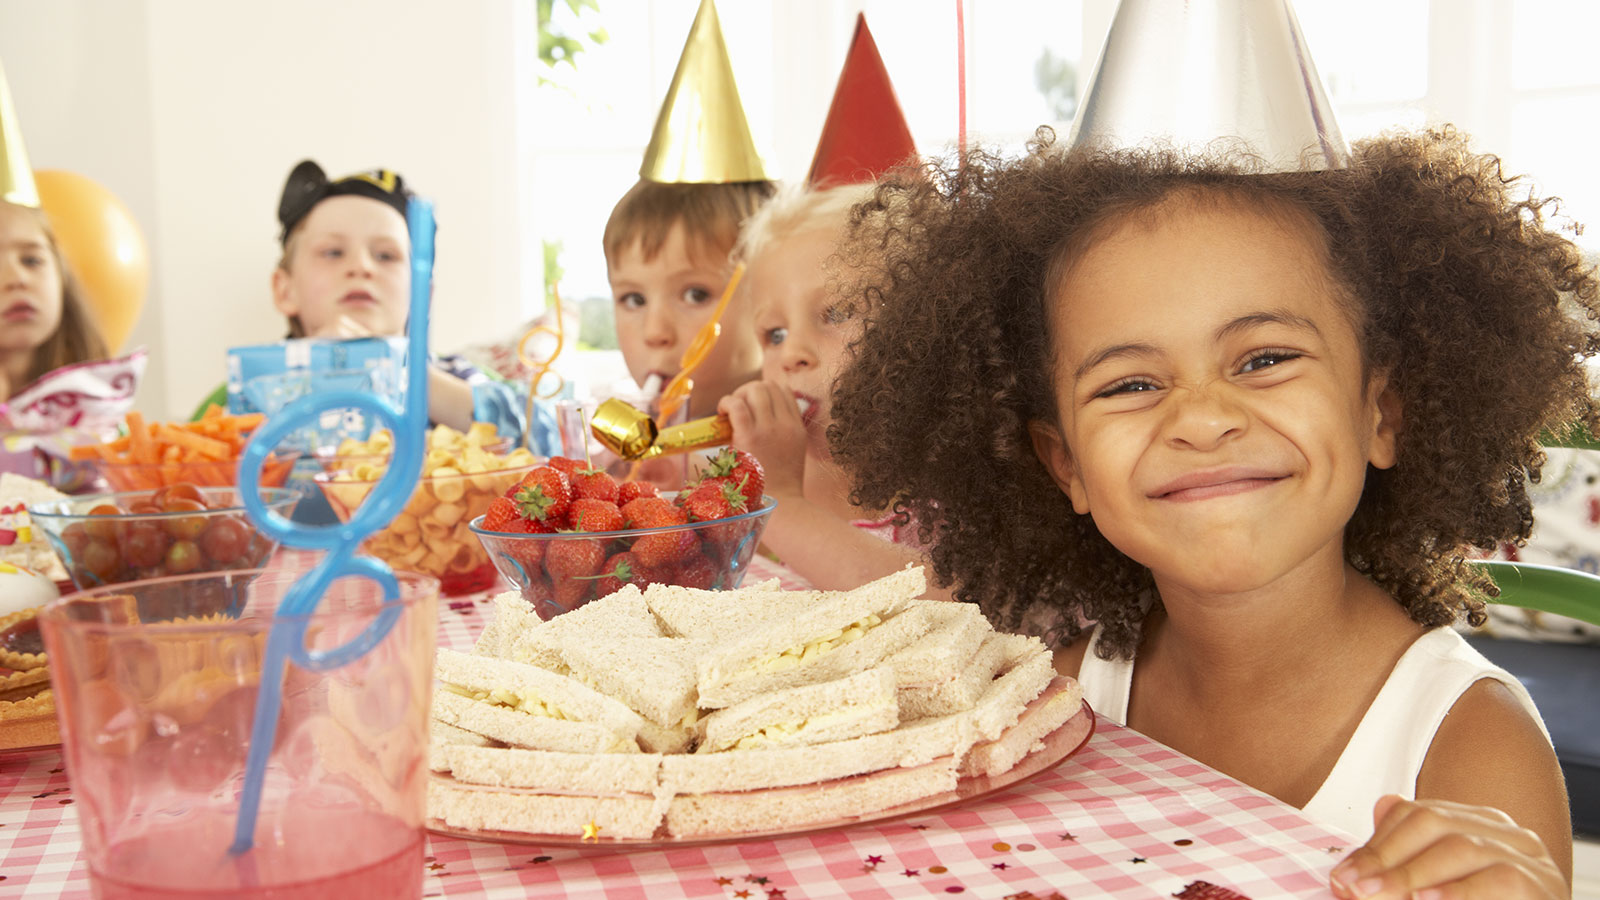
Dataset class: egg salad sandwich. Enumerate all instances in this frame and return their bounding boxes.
[693,566,934,708]
[695,665,899,753]
[431,648,646,754]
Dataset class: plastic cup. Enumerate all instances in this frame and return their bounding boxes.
[38,568,438,900]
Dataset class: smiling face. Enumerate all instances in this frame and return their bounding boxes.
[746,225,858,459]
[608,221,761,417]
[272,195,410,337]
[1030,192,1399,597]
[0,202,65,359]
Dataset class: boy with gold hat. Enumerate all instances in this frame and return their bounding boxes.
[602,0,775,428]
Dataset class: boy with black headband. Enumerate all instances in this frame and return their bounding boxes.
[270,159,551,450]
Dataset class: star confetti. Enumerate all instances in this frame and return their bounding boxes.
[909,823,930,830]
[1325,847,1347,854]
[903,869,920,877]
[716,877,734,886]
[1130,857,1147,864]
[1057,832,1077,841]
[866,855,884,865]
[580,821,601,842]
[735,893,750,899]
[766,890,786,899]
[427,863,445,872]
[992,862,1009,870]
[531,856,552,864]
[1172,881,1251,900]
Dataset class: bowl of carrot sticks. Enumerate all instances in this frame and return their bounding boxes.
[68,407,300,492]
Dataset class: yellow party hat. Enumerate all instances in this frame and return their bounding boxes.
[639,0,772,183]
[0,58,39,207]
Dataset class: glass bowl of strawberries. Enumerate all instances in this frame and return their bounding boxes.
[468,451,776,620]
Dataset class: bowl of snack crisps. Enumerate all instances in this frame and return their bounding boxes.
[28,483,299,589]
[310,422,515,474]
[314,425,539,596]
[469,450,775,620]
[71,409,299,491]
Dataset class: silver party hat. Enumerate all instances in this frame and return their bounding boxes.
[1065,0,1350,171]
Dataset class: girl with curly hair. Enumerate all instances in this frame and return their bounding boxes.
[830,127,1599,899]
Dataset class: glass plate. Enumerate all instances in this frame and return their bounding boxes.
[427,702,1096,849]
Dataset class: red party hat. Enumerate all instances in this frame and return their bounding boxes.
[806,14,917,187]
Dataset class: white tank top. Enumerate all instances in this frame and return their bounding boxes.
[1077,626,1550,839]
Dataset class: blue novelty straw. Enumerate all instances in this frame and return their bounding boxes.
[229,197,436,854]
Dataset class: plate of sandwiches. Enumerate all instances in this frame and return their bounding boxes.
[427,567,1094,845]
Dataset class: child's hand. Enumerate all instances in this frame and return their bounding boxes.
[1329,795,1565,899]
[717,381,806,498]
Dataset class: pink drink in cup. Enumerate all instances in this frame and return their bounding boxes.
[39,568,438,899]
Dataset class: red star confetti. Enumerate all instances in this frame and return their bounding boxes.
[1172,881,1252,900]
[866,855,884,865]
[744,876,760,884]
[427,863,445,872]
[766,890,786,899]
[1057,832,1077,841]
[903,869,920,877]
[735,892,750,899]
[992,862,1009,870]
[716,877,734,886]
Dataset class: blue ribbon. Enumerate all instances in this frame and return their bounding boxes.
[229,197,436,854]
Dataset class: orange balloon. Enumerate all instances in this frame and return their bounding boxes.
[34,170,150,353]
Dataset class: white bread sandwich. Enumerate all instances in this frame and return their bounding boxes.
[432,649,645,754]
[961,676,1087,778]
[695,567,932,708]
[507,584,663,673]
[429,777,663,840]
[664,755,961,838]
[429,720,499,772]
[645,582,823,643]
[696,666,898,753]
[559,636,704,753]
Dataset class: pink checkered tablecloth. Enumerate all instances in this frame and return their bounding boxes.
[0,555,1356,899]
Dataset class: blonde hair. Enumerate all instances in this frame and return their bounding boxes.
[17,206,109,383]
[603,180,775,271]
[732,183,875,268]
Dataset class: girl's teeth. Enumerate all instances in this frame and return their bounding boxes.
[795,397,814,415]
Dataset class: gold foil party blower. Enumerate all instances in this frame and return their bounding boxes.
[590,398,733,461]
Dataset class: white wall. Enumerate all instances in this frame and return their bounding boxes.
[1,0,537,422]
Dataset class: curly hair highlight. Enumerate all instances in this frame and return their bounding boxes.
[829,127,1600,659]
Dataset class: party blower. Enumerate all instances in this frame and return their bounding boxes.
[232,198,438,854]
[591,264,744,461]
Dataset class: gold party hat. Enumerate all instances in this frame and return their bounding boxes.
[639,0,772,183]
[0,58,39,207]
[1066,0,1350,171]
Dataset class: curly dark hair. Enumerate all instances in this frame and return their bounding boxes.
[829,127,1600,659]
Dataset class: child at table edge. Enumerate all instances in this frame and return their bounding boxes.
[828,127,1594,899]
[0,200,109,406]
[715,182,947,597]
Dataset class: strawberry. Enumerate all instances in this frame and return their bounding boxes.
[570,466,620,504]
[547,456,584,478]
[551,575,594,611]
[631,528,698,570]
[510,466,571,525]
[621,496,682,530]
[670,550,719,590]
[543,536,606,580]
[568,498,625,533]
[480,496,522,532]
[617,480,659,505]
[579,551,652,595]
[682,478,749,522]
[519,574,556,612]
[702,448,765,508]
